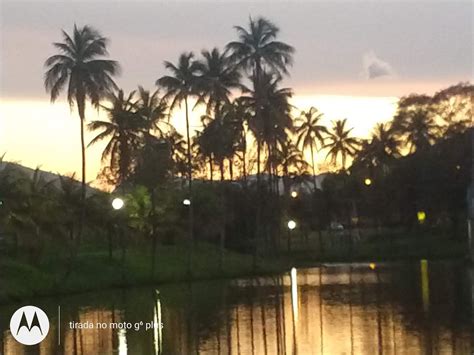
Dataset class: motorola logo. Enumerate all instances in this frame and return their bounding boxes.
[10,306,49,345]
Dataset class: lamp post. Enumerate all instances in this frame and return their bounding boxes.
[112,197,126,281]
[287,220,296,253]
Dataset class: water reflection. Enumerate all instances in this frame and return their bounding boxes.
[1,261,473,354]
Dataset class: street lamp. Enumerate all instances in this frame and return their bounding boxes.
[364,178,372,186]
[183,198,191,206]
[112,197,124,210]
[291,191,298,199]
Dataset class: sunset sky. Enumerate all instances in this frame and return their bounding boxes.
[0,0,471,183]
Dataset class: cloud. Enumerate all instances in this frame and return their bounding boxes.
[362,51,396,79]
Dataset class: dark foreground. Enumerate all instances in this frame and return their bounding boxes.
[1,261,473,354]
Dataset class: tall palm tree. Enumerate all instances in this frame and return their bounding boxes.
[227,17,294,183]
[295,107,328,190]
[156,53,200,274]
[44,25,119,206]
[156,52,200,187]
[324,119,360,170]
[88,90,145,185]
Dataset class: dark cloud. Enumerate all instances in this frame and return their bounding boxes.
[363,51,395,79]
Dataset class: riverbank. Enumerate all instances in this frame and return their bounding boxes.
[1,230,468,304]
[0,242,284,304]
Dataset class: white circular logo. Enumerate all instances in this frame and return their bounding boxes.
[9,306,49,345]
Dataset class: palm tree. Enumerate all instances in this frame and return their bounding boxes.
[221,100,252,181]
[44,25,119,209]
[136,86,169,137]
[324,119,360,170]
[393,108,438,153]
[197,113,240,181]
[242,72,293,183]
[227,17,294,183]
[156,52,200,187]
[166,129,188,179]
[156,53,201,275]
[295,107,328,190]
[227,17,294,85]
[88,90,145,185]
[195,48,241,116]
[273,139,308,194]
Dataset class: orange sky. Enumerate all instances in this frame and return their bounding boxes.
[2,94,397,184]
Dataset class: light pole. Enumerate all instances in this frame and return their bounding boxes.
[182,198,193,274]
[287,220,296,253]
[112,197,126,281]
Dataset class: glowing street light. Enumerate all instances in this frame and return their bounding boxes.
[417,211,426,224]
[288,220,296,230]
[364,178,372,186]
[112,197,124,210]
[183,199,191,206]
[290,191,298,199]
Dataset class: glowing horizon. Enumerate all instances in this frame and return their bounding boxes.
[1,93,398,185]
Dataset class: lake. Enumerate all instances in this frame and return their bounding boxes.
[1,261,473,354]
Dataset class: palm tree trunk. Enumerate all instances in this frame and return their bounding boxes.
[310,143,317,191]
[220,160,225,181]
[229,158,234,181]
[257,139,261,186]
[209,156,213,182]
[184,96,194,276]
[76,91,86,248]
[242,135,247,185]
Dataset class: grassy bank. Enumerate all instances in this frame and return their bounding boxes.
[0,242,284,304]
[1,228,468,304]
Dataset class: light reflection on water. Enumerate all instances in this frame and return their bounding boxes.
[1,261,473,354]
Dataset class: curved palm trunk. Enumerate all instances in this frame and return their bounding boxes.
[184,96,195,275]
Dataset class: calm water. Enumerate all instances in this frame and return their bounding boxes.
[1,261,473,354]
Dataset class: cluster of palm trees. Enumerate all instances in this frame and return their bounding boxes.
[43,19,371,194]
[41,19,472,267]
